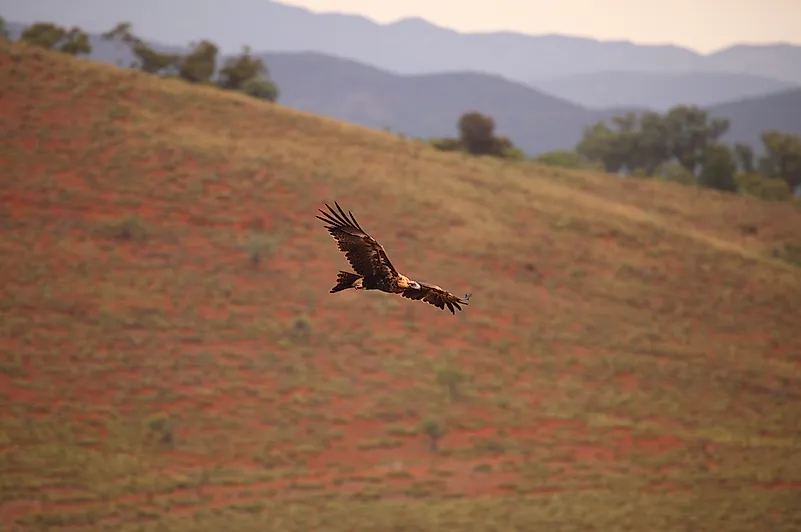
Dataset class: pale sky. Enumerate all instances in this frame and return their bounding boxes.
[281,0,801,53]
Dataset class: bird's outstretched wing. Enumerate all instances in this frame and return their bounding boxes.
[317,201,398,278]
[401,282,472,314]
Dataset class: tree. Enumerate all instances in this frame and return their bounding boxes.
[576,112,668,175]
[665,106,730,174]
[576,121,636,173]
[635,112,673,175]
[240,76,280,102]
[452,112,521,158]
[0,16,9,40]
[179,40,219,84]
[100,23,281,98]
[132,43,181,75]
[20,22,92,56]
[217,45,267,90]
[577,123,620,172]
[419,418,447,452]
[101,22,135,43]
[698,143,737,192]
[759,130,801,192]
[609,112,647,173]
[658,161,696,186]
[101,22,180,75]
[435,366,466,402]
[733,143,755,173]
[458,112,497,156]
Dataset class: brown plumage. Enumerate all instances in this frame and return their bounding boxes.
[317,201,472,314]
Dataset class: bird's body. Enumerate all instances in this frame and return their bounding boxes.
[331,270,413,294]
[317,202,471,314]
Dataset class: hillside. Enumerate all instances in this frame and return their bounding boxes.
[2,41,801,531]
[4,0,801,84]
[532,70,798,110]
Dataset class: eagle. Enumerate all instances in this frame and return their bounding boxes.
[317,201,472,314]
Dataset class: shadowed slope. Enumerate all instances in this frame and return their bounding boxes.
[1,41,801,530]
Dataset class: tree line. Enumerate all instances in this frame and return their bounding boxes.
[429,105,800,202]
[1,18,280,103]
[573,107,800,200]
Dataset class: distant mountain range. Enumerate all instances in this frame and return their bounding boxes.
[260,51,641,155]
[6,1,801,82]
[533,71,798,111]
[707,89,801,149]
[255,53,801,155]
[5,1,801,155]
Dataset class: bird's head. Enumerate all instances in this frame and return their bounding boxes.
[399,274,421,290]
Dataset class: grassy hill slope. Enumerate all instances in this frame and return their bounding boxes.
[2,42,801,531]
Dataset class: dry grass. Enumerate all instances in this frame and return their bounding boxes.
[1,41,801,531]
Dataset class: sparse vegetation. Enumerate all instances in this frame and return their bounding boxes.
[435,365,467,401]
[19,22,91,56]
[534,149,602,170]
[1,36,801,531]
[0,16,9,40]
[97,22,280,100]
[430,111,524,160]
[144,412,174,445]
[100,215,149,241]
[420,418,448,452]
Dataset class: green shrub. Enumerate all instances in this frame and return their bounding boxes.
[499,144,526,161]
[430,137,463,153]
[771,242,801,267]
[535,150,583,168]
[419,418,447,452]
[659,161,696,186]
[736,172,793,201]
[240,76,279,102]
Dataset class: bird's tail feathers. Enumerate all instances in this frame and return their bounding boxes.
[330,271,362,293]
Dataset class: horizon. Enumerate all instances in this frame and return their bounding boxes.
[1,0,800,54]
[280,0,801,54]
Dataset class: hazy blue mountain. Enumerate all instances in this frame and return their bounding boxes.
[260,51,609,155]
[532,71,798,110]
[706,43,801,82]
[709,88,801,149]
[262,52,801,154]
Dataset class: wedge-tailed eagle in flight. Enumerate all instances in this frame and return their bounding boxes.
[317,202,472,314]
